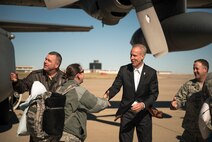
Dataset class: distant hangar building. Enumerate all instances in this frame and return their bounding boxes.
[89,60,102,71]
[16,66,34,73]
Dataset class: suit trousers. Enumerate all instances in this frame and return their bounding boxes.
[119,110,152,142]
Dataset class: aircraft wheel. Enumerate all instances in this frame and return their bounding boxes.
[9,92,22,110]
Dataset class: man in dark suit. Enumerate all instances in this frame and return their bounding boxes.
[104,44,159,142]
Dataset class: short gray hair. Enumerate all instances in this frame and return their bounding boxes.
[132,44,147,56]
[48,51,62,67]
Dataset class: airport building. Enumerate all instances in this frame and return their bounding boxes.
[16,66,34,73]
[88,60,118,74]
[89,60,102,72]
[157,71,172,74]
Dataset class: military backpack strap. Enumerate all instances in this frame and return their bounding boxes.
[56,83,78,95]
[209,97,212,117]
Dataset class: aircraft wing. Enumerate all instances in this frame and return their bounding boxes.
[0,0,79,8]
[0,20,93,32]
[0,0,211,56]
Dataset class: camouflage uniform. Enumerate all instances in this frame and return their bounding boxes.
[204,73,212,99]
[60,132,81,142]
[12,69,66,142]
[175,79,207,142]
[203,73,212,133]
[12,69,66,94]
[59,80,109,142]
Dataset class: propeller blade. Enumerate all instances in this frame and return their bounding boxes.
[44,0,79,9]
[131,0,168,57]
[136,7,168,57]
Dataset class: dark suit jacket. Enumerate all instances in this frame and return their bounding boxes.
[108,63,159,116]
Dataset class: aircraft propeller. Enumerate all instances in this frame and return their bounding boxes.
[130,0,168,57]
[44,0,168,57]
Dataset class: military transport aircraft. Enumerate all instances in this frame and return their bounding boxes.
[0,0,211,124]
[0,20,93,105]
[0,9,93,124]
[0,0,211,56]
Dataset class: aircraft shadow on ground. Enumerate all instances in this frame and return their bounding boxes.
[0,110,19,133]
[87,101,173,126]
[108,101,172,118]
[1,101,173,131]
[108,101,172,108]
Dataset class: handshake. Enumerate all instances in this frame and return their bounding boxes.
[102,90,163,121]
[103,90,110,99]
[103,90,111,107]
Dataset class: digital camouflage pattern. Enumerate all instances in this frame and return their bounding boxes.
[203,72,212,130]
[60,132,81,142]
[205,72,212,98]
[175,79,205,131]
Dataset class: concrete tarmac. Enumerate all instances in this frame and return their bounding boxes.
[0,74,193,142]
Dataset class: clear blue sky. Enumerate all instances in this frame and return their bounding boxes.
[0,5,211,74]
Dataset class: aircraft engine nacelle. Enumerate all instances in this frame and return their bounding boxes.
[131,12,212,53]
[80,0,133,25]
[0,28,16,102]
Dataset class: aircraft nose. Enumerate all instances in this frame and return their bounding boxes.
[0,28,16,102]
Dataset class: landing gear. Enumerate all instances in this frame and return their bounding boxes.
[9,92,22,110]
[0,98,10,125]
[0,92,22,125]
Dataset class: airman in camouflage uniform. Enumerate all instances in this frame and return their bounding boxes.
[204,72,212,100]
[202,72,212,131]
[170,59,209,142]
[59,64,110,142]
[10,51,66,142]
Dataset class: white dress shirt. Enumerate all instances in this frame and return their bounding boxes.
[134,64,144,91]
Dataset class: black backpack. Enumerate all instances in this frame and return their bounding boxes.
[26,84,76,141]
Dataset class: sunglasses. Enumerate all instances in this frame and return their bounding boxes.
[79,70,84,73]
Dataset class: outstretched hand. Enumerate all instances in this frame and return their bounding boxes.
[107,101,111,107]
[103,90,109,99]
[170,97,178,110]
[103,90,111,107]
